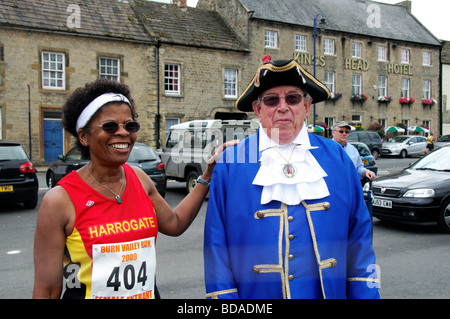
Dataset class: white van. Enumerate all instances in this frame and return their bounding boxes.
[160,119,258,193]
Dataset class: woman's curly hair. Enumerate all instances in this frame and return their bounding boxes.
[62,79,138,158]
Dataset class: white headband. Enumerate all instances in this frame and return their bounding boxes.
[76,93,131,132]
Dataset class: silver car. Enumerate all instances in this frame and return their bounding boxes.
[381,135,427,158]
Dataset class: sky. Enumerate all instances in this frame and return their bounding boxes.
[151,0,450,41]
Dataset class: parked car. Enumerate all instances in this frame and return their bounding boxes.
[349,141,378,175]
[366,145,450,233]
[347,131,382,159]
[46,143,167,197]
[0,141,39,208]
[381,135,427,158]
[434,134,450,149]
[160,119,258,193]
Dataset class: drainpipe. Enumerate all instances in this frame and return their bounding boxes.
[28,84,32,160]
[156,41,161,148]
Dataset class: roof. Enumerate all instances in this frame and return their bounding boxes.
[132,0,248,51]
[0,0,247,51]
[239,0,441,46]
[0,0,151,42]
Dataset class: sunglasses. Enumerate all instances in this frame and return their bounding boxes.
[261,94,306,107]
[336,130,350,134]
[97,121,141,134]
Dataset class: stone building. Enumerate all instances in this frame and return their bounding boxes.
[0,0,444,165]
[0,0,248,164]
[198,0,443,135]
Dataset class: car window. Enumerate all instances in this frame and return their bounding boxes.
[368,132,381,142]
[358,133,370,143]
[0,145,28,161]
[352,143,370,156]
[409,137,418,143]
[411,146,450,171]
[438,135,450,142]
[128,145,158,162]
[66,147,84,160]
[418,136,426,142]
[390,136,408,143]
[348,133,358,142]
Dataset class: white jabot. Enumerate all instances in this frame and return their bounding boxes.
[252,125,330,205]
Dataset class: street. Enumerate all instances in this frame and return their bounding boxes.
[0,156,449,299]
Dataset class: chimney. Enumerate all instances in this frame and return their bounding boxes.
[173,0,187,8]
[396,1,411,13]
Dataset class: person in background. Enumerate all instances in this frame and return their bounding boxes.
[203,58,380,299]
[332,122,376,181]
[425,132,435,154]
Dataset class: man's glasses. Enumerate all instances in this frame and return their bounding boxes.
[261,94,306,107]
[97,121,141,134]
[336,129,350,134]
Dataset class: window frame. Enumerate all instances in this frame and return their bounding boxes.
[224,68,238,99]
[264,30,278,49]
[99,57,120,81]
[41,51,66,90]
[164,63,181,95]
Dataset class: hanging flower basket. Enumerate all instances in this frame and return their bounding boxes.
[399,97,415,105]
[378,96,392,104]
[350,94,368,103]
[327,92,342,103]
[422,98,437,106]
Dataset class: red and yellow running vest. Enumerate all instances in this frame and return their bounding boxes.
[59,164,158,299]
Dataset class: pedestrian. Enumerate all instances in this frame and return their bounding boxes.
[332,121,376,181]
[33,79,236,299]
[204,58,380,299]
[425,132,435,154]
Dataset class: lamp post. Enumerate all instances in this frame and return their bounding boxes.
[313,13,327,129]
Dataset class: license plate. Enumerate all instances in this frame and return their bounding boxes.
[0,185,13,192]
[373,197,392,209]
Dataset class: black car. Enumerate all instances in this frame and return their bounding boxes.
[348,131,383,159]
[0,141,39,208]
[46,143,167,197]
[366,145,450,233]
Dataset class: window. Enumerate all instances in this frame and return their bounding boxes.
[324,71,335,92]
[352,114,362,127]
[401,78,410,98]
[352,74,362,95]
[99,57,120,81]
[401,49,410,64]
[352,42,362,58]
[265,30,278,48]
[295,34,307,52]
[378,76,388,97]
[423,51,431,66]
[377,46,387,61]
[165,63,181,95]
[378,118,387,129]
[224,69,238,98]
[165,118,180,146]
[423,80,431,99]
[324,38,335,55]
[42,51,65,89]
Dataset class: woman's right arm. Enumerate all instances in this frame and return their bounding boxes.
[33,187,73,299]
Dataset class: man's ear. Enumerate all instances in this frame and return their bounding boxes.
[252,100,261,118]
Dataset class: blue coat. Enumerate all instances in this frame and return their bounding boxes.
[204,133,380,299]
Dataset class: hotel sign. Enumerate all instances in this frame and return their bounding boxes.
[293,53,413,75]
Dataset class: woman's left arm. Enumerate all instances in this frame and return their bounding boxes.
[134,140,239,236]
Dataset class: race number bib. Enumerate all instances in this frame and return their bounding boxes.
[91,237,156,299]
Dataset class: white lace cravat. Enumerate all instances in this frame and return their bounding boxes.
[252,125,330,205]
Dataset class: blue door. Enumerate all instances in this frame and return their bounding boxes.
[44,120,63,162]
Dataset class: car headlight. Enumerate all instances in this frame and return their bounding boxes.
[403,189,435,198]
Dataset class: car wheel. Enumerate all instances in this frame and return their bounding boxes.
[186,171,199,194]
[47,172,56,188]
[399,150,407,158]
[437,199,450,234]
[372,149,379,159]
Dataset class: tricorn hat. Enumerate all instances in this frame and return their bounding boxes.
[235,58,330,112]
